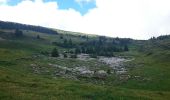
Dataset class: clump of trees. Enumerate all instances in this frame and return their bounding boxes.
[149,35,170,40]
[52,39,74,48]
[50,48,78,58]
[52,36,130,57]
[72,37,130,56]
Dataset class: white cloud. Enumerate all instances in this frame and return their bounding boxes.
[0,0,7,2]
[0,0,7,4]
[0,0,170,39]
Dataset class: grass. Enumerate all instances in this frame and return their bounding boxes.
[1,65,169,100]
[119,50,170,91]
[0,29,170,100]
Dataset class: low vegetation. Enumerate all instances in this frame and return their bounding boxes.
[0,21,170,100]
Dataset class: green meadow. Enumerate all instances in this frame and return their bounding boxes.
[0,27,170,100]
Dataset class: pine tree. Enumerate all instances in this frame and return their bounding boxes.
[60,35,63,39]
[63,39,68,47]
[81,46,86,53]
[107,69,111,74]
[75,47,81,54]
[15,29,23,37]
[124,45,129,51]
[69,39,73,46]
[37,35,40,39]
[63,53,67,58]
[51,48,59,57]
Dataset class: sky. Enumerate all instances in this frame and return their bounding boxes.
[0,0,170,39]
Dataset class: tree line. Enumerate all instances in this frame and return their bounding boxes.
[52,36,130,57]
[0,20,58,34]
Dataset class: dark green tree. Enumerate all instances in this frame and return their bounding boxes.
[69,39,73,46]
[68,49,74,54]
[64,39,67,44]
[37,35,40,39]
[75,47,81,54]
[63,39,68,47]
[15,29,23,37]
[51,48,59,57]
[60,35,63,39]
[81,46,86,53]
[124,45,129,51]
[107,69,111,74]
[63,53,67,58]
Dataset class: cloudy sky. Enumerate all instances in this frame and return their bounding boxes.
[0,0,170,39]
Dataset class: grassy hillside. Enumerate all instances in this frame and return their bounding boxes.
[0,23,170,100]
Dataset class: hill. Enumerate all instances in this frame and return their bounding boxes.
[0,20,58,34]
[0,21,170,100]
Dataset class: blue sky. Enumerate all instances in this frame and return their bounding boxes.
[7,0,96,15]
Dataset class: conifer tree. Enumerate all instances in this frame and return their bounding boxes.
[51,48,59,57]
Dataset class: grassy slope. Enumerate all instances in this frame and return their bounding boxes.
[0,29,170,100]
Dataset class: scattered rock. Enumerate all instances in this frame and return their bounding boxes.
[77,54,95,61]
[98,56,133,80]
[94,70,108,79]
[32,56,133,82]
[119,74,131,81]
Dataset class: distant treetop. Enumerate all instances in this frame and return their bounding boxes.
[0,20,58,35]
